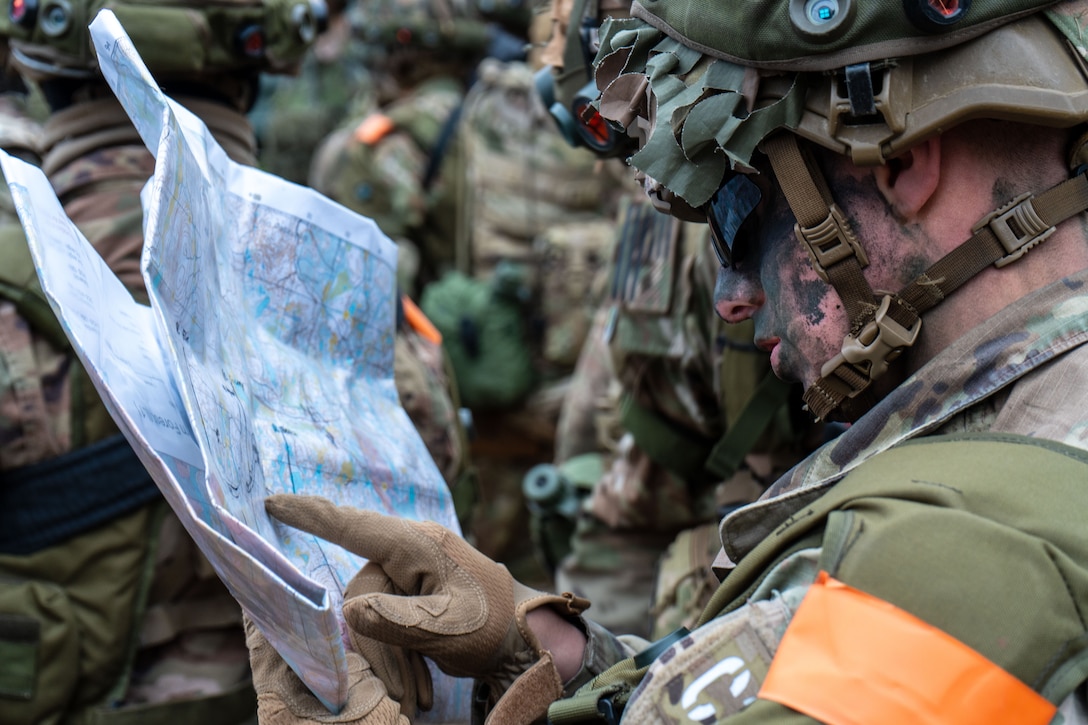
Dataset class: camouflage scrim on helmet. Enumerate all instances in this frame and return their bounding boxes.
[593,21,807,206]
[591,0,1086,207]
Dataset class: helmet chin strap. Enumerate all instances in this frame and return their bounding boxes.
[762,132,1088,423]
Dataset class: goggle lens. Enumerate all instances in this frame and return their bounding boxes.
[705,175,762,268]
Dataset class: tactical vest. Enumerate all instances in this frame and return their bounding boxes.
[0,226,255,725]
[308,75,466,292]
[432,58,619,410]
[550,433,1088,724]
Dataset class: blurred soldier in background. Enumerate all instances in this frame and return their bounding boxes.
[309,0,530,295]
[420,50,623,585]
[531,196,821,639]
[0,2,318,722]
[308,0,527,534]
[248,0,377,185]
[309,0,623,585]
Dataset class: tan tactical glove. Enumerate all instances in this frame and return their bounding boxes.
[244,615,408,725]
[265,494,590,724]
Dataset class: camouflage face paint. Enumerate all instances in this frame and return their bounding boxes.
[714,155,938,391]
[715,180,849,388]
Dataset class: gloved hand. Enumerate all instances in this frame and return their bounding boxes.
[265,494,590,723]
[343,559,435,716]
[243,615,408,725]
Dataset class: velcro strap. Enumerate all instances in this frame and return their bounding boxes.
[801,364,872,423]
[759,572,1057,725]
[485,652,563,725]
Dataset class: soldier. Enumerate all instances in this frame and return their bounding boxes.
[0,2,322,721]
[307,0,526,530]
[420,53,622,585]
[248,0,1088,723]
[249,0,378,186]
[312,0,625,581]
[308,0,528,295]
[527,0,822,639]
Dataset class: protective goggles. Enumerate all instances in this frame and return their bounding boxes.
[705,174,762,269]
[535,68,629,156]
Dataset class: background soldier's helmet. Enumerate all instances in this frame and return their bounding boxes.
[351,0,531,81]
[0,0,327,88]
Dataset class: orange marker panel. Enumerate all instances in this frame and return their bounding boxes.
[401,295,442,345]
[354,114,396,145]
[758,571,1056,725]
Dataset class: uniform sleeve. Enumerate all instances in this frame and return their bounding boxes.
[562,618,648,697]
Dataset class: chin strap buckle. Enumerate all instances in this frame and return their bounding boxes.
[795,203,870,283]
[972,192,1055,268]
[821,295,921,381]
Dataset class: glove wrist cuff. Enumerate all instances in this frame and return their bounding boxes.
[512,585,591,649]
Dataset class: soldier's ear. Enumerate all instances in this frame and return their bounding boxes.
[873,136,941,220]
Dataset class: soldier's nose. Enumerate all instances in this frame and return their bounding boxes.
[714,265,764,323]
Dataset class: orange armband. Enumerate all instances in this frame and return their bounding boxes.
[758,571,1056,725]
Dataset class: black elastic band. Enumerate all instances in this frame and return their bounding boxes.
[0,434,160,555]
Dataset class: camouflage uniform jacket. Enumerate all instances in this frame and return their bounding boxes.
[566,267,1088,722]
[1,142,151,466]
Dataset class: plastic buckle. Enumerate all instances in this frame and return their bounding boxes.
[971,192,1055,268]
[795,203,869,282]
[595,695,621,725]
[820,295,921,381]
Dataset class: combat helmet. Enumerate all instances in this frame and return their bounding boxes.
[0,0,326,103]
[351,0,531,86]
[587,0,1088,422]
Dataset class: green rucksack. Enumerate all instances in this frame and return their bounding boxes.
[420,264,536,409]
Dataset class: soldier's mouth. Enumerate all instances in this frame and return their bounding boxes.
[756,336,783,376]
[755,337,780,353]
